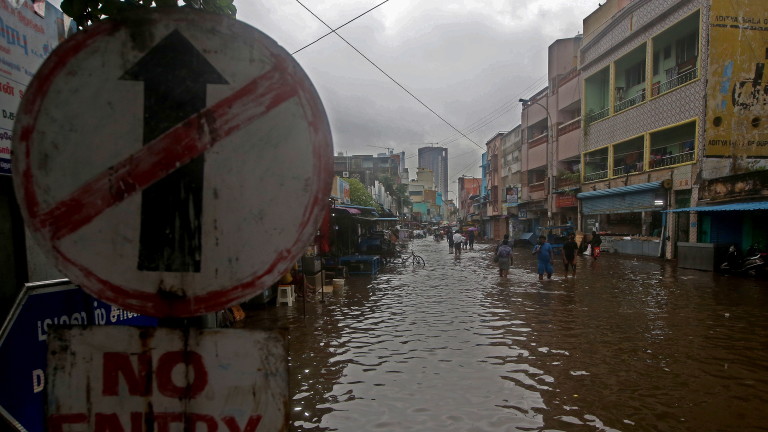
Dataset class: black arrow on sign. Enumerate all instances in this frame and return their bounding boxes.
[121,30,228,272]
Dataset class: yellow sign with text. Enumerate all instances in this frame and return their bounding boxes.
[705,0,768,157]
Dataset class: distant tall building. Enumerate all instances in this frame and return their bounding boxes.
[417,146,448,197]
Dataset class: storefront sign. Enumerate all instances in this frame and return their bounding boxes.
[556,194,578,208]
[705,0,768,157]
[0,1,75,175]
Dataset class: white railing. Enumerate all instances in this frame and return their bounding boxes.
[659,67,698,94]
[584,170,608,182]
[615,90,646,113]
[649,150,695,169]
[586,107,609,124]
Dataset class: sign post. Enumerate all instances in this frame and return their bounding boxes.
[11,8,332,431]
[12,8,333,317]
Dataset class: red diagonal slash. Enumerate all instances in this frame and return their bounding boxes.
[33,58,298,242]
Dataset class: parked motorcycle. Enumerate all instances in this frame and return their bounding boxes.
[719,244,767,277]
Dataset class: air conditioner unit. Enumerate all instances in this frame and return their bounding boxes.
[342,171,349,178]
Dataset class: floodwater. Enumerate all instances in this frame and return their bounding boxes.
[243,239,768,431]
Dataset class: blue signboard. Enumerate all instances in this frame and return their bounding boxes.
[0,280,157,432]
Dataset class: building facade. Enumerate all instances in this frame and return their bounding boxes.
[417,146,449,199]
[333,153,401,188]
[578,0,709,258]
[501,126,524,236]
[519,36,584,234]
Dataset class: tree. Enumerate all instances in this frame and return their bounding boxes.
[346,178,376,208]
[61,0,237,30]
[379,175,411,215]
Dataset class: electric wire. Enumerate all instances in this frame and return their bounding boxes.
[294,0,485,151]
[438,75,549,147]
[292,0,390,55]
[291,1,550,157]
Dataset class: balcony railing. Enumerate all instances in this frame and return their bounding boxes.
[528,133,547,147]
[558,117,581,136]
[584,170,608,182]
[528,182,545,192]
[586,107,609,125]
[658,67,698,94]
[612,163,643,177]
[557,67,579,88]
[649,150,695,169]
[614,89,646,113]
[555,175,580,189]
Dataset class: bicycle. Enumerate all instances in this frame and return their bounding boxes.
[400,250,426,268]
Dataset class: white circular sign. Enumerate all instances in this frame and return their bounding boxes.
[13,9,332,317]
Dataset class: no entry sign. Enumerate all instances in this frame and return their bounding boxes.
[46,326,288,431]
[12,9,333,316]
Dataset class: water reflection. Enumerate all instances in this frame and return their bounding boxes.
[243,239,768,431]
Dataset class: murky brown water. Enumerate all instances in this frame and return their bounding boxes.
[243,239,768,431]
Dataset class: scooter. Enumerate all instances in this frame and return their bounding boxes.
[720,244,767,277]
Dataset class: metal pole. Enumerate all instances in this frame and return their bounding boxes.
[520,98,554,226]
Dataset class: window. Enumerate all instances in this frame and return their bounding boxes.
[663,45,671,60]
[625,61,646,89]
[584,147,609,182]
[612,136,644,176]
[649,121,696,169]
[653,50,660,75]
[676,32,698,66]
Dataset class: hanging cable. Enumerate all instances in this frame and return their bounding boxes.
[292,1,390,55]
[295,0,485,150]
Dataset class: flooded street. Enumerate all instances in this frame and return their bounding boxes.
[244,239,768,431]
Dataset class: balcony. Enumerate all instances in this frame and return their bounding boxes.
[614,89,646,113]
[649,150,695,169]
[658,67,698,95]
[558,117,581,136]
[612,164,643,177]
[528,133,547,148]
[555,174,580,190]
[557,67,579,88]
[584,170,608,182]
[586,107,609,125]
[528,182,545,192]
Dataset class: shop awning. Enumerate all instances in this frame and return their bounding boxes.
[576,181,663,199]
[664,201,768,212]
[332,207,361,215]
[578,181,665,215]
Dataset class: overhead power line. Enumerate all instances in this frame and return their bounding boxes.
[438,74,548,147]
[292,0,390,55]
[294,0,485,151]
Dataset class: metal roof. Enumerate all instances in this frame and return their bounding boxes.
[664,201,768,212]
[577,181,663,199]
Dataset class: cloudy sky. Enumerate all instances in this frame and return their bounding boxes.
[238,1,601,197]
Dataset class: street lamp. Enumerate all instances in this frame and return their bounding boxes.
[519,98,555,222]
